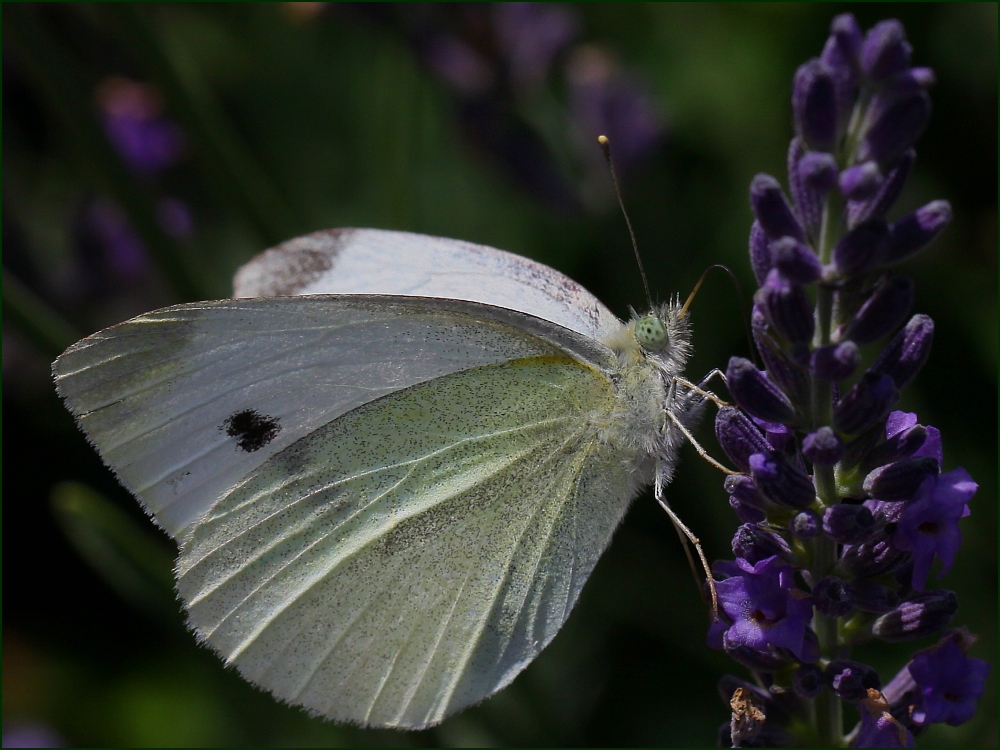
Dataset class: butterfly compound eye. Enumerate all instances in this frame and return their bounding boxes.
[635,314,670,352]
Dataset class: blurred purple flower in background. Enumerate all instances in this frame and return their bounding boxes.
[155,196,195,241]
[2,722,66,748]
[80,78,194,288]
[425,35,494,96]
[353,3,663,212]
[96,77,185,177]
[567,45,664,177]
[493,2,579,91]
[86,198,148,281]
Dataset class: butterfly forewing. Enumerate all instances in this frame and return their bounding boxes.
[177,355,636,727]
[54,296,609,540]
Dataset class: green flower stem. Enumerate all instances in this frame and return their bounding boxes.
[808,154,848,747]
[2,271,81,359]
[106,4,302,247]
[4,5,208,302]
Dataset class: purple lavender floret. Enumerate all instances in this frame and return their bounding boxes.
[907,632,992,726]
[709,555,816,663]
[709,14,986,746]
[892,468,977,590]
[853,690,916,748]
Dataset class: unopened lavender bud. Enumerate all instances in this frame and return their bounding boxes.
[863,423,927,473]
[750,174,805,241]
[799,151,838,191]
[716,406,772,472]
[793,59,838,152]
[788,139,823,240]
[793,663,825,699]
[733,523,792,565]
[847,149,915,227]
[841,428,883,471]
[833,218,890,276]
[845,276,914,344]
[828,659,882,702]
[726,357,797,424]
[860,20,912,82]
[858,92,931,166]
[771,237,822,284]
[885,200,952,264]
[813,576,857,618]
[839,161,884,201]
[823,503,883,544]
[839,535,909,578]
[730,496,766,524]
[725,473,770,510]
[756,418,793,452]
[790,509,821,539]
[750,451,815,509]
[863,456,939,500]
[811,342,861,382]
[853,580,901,614]
[755,270,814,343]
[904,66,935,88]
[748,220,772,285]
[829,13,863,66]
[872,590,958,642]
[752,307,811,404]
[833,372,899,435]
[727,474,769,523]
[822,15,862,132]
[869,314,934,389]
[803,427,844,466]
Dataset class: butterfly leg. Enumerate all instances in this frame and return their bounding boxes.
[675,369,728,407]
[666,409,738,475]
[654,465,719,620]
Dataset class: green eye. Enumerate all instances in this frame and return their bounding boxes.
[635,315,669,351]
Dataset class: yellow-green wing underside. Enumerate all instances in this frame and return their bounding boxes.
[178,355,635,728]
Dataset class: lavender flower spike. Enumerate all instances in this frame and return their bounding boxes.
[709,15,985,745]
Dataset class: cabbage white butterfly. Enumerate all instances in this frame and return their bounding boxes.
[54,227,708,729]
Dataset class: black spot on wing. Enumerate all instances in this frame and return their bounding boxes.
[222,409,281,452]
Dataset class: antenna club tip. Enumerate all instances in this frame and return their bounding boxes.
[597,134,609,145]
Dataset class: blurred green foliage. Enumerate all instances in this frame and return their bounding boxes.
[3,3,995,747]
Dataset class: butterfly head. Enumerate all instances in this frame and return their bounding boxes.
[636,301,691,361]
[634,314,669,352]
[604,301,692,376]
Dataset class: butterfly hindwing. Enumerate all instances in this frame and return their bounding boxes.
[177,355,636,728]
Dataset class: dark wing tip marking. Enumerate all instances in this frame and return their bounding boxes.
[222,409,281,452]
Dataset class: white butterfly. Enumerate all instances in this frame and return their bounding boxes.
[53,227,707,729]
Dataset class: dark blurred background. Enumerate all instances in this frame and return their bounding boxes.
[3,4,996,747]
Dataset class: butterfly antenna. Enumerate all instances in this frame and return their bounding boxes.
[680,264,759,367]
[599,135,654,313]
